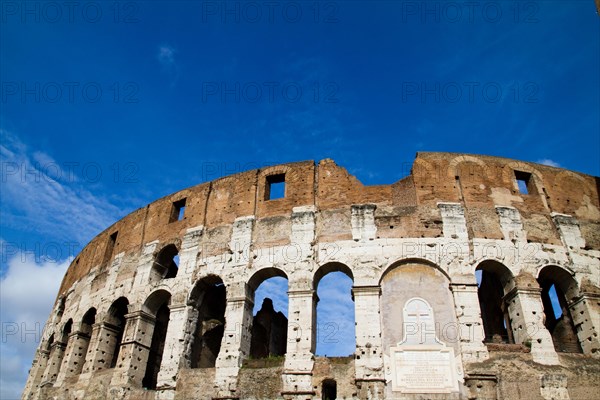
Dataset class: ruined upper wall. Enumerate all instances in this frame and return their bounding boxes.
[57,153,600,295]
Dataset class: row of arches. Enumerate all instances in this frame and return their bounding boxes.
[33,258,592,395]
[476,261,583,353]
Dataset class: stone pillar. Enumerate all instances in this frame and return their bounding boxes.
[40,340,67,385]
[156,303,190,398]
[352,285,385,398]
[351,204,377,241]
[449,281,489,363]
[552,213,585,249]
[110,310,156,387]
[568,292,600,356]
[504,286,559,364]
[22,349,50,399]
[55,330,91,383]
[84,321,122,372]
[282,288,316,399]
[214,283,254,399]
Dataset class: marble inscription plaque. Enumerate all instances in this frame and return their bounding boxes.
[389,297,459,393]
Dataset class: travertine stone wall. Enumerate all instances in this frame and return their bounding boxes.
[22,153,600,400]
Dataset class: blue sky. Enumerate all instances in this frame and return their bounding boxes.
[1,1,599,398]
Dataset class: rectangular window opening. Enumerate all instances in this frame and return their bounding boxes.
[514,171,533,195]
[265,174,286,200]
[103,231,118,264]
[170,198,187,222]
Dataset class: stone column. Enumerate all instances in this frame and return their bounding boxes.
[214,282,254,399]
[504,286,560,364]
[22,349,50,399]
[156,303,190,398]
[568,292,600,356]
[55,330,91,383]
[110,310,156,387]
[40,340,67,385]
[352,285,385,398]
[84,321,122,372]
[282,288,316,399]
[450,281,489,363]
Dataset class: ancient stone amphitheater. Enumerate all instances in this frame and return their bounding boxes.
[23,153,600,400]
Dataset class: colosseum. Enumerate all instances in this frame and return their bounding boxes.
[22,153,600,400]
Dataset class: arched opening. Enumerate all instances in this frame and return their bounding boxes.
[314,263,355,356]
[248,268,288,359]
[37,334,54,384]
[476,260,514,344]
[142,290,171,390]
[151,244,179,281]
[77,308,96,374]
[537,266,582,353]
[106,297,129,369]
[44,320,71,383]
[322,378,337,400]
[380,260,459,353]
[189,275,227,368]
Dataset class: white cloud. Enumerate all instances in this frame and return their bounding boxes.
[157,45,180,87]
[0,254,69,400]
[0,129,121,245]
[537,158,561,168]
[158,45,176,67]
[0,130,124,399]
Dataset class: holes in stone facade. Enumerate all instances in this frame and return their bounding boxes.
[476,261,514,344]
[265,174,286,200]
[169,198,186,223]
[151,244,179,280]
[189,276,226,368]
[538,266,582,353]
[76,308,96,375]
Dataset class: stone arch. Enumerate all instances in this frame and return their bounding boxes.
[188,275,227,368]
[43,319,72,383]
[380,260,459,359]
[475,260,515,343]
[503,161,545,195]
[258,164,296,201]
[313,261,354,290]
[105,297,129,369]
[448,155,489,179]
[313,262,355,356]
[151,243,180,282]
[247,267,289,359]
[142,289,172,389]
[74,308,96,375]
[247,267,288,293]
[537,265,582,353]
[379,257,451,285]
